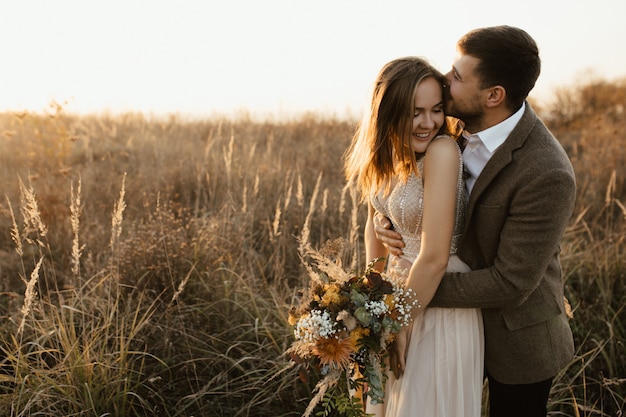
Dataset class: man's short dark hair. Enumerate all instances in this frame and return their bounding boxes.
[458,25,541,110]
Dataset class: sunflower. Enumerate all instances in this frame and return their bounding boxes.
[313,335,354,369]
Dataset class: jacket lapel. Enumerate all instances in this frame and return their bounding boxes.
[464,103,537,230]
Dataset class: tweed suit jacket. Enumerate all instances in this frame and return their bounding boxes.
[430,102,576,384]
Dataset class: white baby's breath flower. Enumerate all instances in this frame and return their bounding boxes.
[294,309,337,342]
[365,300,389,317]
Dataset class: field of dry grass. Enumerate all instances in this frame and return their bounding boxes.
[0,78,624,416]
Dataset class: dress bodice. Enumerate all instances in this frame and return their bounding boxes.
[370,137,467,263]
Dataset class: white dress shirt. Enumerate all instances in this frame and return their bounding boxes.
[463,103,526,194]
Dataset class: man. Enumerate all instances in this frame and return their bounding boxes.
[375,26,576,417]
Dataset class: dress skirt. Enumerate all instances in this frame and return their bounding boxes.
[366,255,484,417]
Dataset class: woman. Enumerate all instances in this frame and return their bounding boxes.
[343,57,484,416]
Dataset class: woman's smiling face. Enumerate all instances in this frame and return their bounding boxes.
[410,76,445,154]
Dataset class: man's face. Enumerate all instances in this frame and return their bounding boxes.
[445,52,485,131]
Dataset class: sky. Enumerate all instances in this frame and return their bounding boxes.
[1,0,625,119]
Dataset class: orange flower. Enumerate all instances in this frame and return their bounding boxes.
[349,327,370,350]
[288,307,299,326]
[320,284,342,307]
[313,336,354,369]
[384,293,395,309]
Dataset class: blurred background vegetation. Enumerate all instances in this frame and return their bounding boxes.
[0,76,624,416]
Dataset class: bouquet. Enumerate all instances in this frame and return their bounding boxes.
[287,239,420,416]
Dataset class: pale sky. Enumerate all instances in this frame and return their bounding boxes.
[1,0,624,119]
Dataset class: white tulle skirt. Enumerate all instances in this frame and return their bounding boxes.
[366,255,484,417]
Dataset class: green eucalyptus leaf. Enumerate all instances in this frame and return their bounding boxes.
[354,306,373,325]
[350,288,367,306]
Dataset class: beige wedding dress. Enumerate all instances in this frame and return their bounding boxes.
[368,136,484,417]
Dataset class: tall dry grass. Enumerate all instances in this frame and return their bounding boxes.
[0,77,623,416]
[543,78,626,416]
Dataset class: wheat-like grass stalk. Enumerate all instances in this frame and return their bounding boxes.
[17,256,44,336]
[296,172,304,208]
[7,196,23,257]
[109,173,127,280]
[170,264,197,307]
[110,173,127,252]
[348,182,360,270]
[339,184,348,217]
[70,177,84,279]
[303,368,342,417]
[18,177,48,241]
[242,182,248,213]
[298,172,322,256]
[253,172,259,198]
[604,169,616,206]
[224,131,234,185]
[271,200,282,241]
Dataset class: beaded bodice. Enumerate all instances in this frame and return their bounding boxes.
[370,138,467,263]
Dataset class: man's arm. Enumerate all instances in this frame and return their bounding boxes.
[431,167,576,309]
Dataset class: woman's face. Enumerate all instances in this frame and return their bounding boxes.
[410,76,445,154]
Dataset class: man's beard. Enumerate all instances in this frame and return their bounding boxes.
[446,100,483,133]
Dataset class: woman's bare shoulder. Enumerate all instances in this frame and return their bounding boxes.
[426,135,461,159]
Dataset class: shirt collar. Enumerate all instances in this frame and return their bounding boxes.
[467,102,526,153]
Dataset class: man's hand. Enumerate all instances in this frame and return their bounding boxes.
[373,213,405,256]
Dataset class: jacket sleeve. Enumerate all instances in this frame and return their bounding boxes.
[430,162,576,309]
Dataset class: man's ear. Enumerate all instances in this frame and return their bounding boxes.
[484,85,506,108]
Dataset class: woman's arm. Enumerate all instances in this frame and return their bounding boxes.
[390,136,460,377]
[365,202,388,272]
[405,137,460,309]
